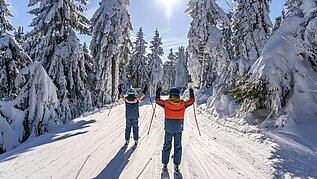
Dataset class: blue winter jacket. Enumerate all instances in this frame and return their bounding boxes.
[122,93,145,119]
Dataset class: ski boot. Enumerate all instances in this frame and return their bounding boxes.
[132,140,138,149]
[162,164,168,171]
[174,165,180,173]
[122,140,129,149]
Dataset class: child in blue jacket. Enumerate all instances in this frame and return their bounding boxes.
[120,85,147,147]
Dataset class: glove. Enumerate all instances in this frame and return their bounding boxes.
[156,87,162,99]
[189,88,194,99]
[142,85,148,94]
[118,85,122,95]
[157,87,162,93]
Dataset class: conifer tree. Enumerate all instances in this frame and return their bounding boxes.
[148,29,164,94]
[90,0,132,106]
[162,49,176,92]
[0,0,31,100]
[175,47,189,91]
[27,0,91,120]
[127,27,148,89]
[0,0,14,34]
[231,0,272,76]
[186,0,229,88]
[14,26,25,45]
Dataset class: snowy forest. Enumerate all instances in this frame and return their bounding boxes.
[0,0,316,157]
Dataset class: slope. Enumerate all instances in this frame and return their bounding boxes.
[0,99,316,179]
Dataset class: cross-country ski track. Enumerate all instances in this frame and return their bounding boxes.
[1,99,316,179]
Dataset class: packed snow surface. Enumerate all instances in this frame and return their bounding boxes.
[0,99,316,179]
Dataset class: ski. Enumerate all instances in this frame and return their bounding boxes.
[174,171,183,179]
[161,169,169,179]
[132,143,138,149]
[121,144,128,149]
[121,140,129,149]
[174,165,183,179]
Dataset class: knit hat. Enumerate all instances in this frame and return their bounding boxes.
[169,87,180,97]
[127,88,137,96]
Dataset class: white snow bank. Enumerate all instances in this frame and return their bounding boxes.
[0,101,24,152]
[0,62,63,153]
[246,15,317,151]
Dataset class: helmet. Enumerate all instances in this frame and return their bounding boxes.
[169,87,180,97]
[127,88,137,96]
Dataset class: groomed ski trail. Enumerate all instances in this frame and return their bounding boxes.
[0,99,277,179]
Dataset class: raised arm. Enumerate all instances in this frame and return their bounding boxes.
[185,88,195,108]
[155,87,165,107]
[120,94,127,102]
[137,85,148,101]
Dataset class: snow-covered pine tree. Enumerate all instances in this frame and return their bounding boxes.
[162,49,176,92]
[148,29,164,95]
[175,47,189,91]
[228,0,317,126]
[27,0,92,120]
[0,0,14,34]
[231,0,272,76]
[0,35,31,100]
[285,0,303,16]
[82,42,94,112]
[90,0,132,106]
[0,61,63,154]
[167,48,176,62]
[0,1,31,100]
[186,0,229,88]
[14,26,25,45]
[119,21,132,90]
[126,27,148,89]
[14,62,63,141]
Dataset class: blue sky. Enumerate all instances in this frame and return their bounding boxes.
[7,0,284,59]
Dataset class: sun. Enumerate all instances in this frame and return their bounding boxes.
[156,0,180,18]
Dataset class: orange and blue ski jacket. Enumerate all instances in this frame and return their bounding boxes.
[156,91,195,133]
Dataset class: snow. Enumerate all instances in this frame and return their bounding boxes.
[0,116,19,151]
[90,0,132,105]
[1,0,317,178]
[0,101,25,152]
[301,0,317,14]
[242,14,317,150]
[1,98,316,178]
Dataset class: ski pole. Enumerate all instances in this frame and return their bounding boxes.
[193,103,201,136]
[107,102,113,116]
[148,93,157,118]
[147,103,156,135]
[108,95,115,116]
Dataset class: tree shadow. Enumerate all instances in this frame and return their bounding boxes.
[270,146,317,178]
[0,119,96,161]
[268,132,317,178]
[94,147,135,179]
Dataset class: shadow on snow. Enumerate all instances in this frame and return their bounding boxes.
[94,147,135,179]
[0,119,96,161]
[268,132,317,178]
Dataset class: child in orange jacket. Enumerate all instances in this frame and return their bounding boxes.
[155,87,195,172]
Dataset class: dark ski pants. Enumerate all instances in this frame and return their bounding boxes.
[162,131,182,165]
[125,118,139,141]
